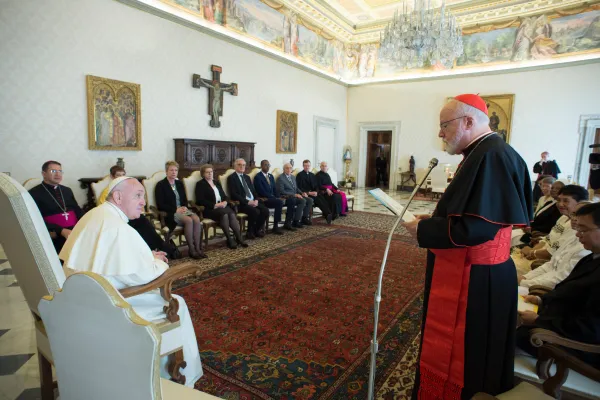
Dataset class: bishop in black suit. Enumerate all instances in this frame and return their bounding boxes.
[295,160,334,224]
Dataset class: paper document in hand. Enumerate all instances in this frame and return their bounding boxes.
[518,296,538,313]
[368,188,416,222]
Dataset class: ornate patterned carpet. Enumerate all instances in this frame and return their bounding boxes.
[173,212,426,399]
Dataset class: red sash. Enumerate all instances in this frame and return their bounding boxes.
[43,211,78,228]
[418,226,512,399]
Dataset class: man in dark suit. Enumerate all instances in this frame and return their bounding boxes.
[296,159,333,225]
[253,160,284,235]
[277,163,313,228]
[376,152,387,186]
[227,158,269,240]
[517,202,600,369]
[533,151,561,203]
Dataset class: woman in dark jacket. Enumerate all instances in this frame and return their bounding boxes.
[155,161,206,259]
[195,164,247,249]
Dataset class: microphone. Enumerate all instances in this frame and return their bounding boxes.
[367,157,438,400]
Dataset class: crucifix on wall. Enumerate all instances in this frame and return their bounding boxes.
[192,65,238,128]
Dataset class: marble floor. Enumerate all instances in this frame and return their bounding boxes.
[0,187,436,399]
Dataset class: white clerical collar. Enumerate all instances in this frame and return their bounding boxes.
[465,131,494,149]
[105,201,129,222]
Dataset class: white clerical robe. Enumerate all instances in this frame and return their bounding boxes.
[59,202,202,387]
[520,234,590,289]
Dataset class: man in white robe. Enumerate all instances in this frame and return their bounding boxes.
[59,177,202,387]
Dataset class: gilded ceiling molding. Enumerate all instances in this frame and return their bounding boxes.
[260,0,284,10]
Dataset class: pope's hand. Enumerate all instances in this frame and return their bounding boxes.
[152,251,168,263]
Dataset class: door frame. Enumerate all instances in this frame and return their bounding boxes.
[313,116,342,174]
[574,114,600,187]
[358,121,401,188]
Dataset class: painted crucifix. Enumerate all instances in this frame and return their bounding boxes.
[192,65,238,128]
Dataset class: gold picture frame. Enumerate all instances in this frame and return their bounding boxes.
[482,94,514,144]
[276,110,297,154]
[86,75,142,151]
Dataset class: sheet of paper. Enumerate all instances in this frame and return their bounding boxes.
[368,188,416,222]
[517,286,529,296]
[518,295,538,313]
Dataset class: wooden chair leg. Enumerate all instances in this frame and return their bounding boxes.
[168,349,187,385]
[38,352,54,400]
[203,225,209,246]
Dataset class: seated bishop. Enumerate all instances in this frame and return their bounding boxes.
[29,160,83,253]
[59,176,202,387]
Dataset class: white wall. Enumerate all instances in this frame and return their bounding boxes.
[347,63,600,186]
[0,0,347,204]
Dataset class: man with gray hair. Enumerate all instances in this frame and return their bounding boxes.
[277,162,313,228]
[227,158,269,239]
[402,94,533,399]
[59,176,203,387]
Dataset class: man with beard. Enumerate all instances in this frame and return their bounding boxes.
[402,94,533,399]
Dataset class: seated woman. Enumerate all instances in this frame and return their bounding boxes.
[511,178,563,246]
[195,164,247,250]
[99,165,181,259]
[315,161,347,217]
[155,161,206,259]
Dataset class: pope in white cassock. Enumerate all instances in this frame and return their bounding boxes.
[59,176,202,387]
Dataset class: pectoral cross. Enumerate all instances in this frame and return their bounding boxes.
[62,212,69,221]
[192,65,238,128]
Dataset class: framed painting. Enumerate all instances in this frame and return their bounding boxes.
[482,94,514,144]
[444,94,514,145]
[276,110,297,154]
[87,75,142,151]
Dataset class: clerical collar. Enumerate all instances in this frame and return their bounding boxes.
[462,132,494,157]
[105,201,129,222]
[42,181,60,190]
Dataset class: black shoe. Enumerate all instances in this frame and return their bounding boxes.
[332,213,339,221]
[246,231,256,240]
[293,221,304,229]
[226,238,238,249]
[326,214,332,225]
[284,223,296,231]
[256,229,266,238]
[302,218,312,226]
[272,227,284,235]
[340,213,348,217]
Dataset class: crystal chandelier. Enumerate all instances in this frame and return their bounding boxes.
[379,0,463,69]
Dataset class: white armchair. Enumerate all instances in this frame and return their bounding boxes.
[91,175,111,206]
[22,177,42,191]
[39,272,219,400]
[0,173,200,398]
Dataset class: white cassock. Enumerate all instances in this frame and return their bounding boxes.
[59,202,202,387]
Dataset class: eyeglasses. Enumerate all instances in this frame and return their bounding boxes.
[576,227,600,234]
[439,116,467,131]
[49,169,63,174]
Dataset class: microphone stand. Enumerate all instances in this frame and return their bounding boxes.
[367,158,438,400]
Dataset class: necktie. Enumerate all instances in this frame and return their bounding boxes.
[240,174,251,198]
[287,174,294,189]
[265,174,270,186]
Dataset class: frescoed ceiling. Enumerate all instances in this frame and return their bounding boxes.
[125,0,600,83]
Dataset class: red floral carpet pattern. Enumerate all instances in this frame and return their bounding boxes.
[175,218,426,399]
